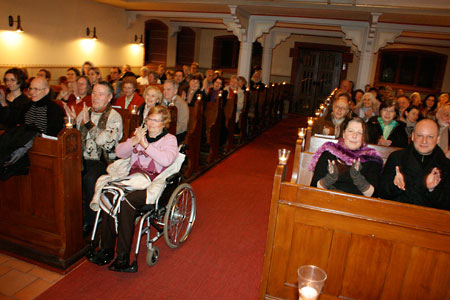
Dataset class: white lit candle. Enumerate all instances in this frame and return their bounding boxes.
[278,149,290,165]
[307,117,314,127]
[298,128,306,138]
[299,286,319,300]
[64,116,73,129]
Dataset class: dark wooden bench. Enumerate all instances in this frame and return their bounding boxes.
[114,107,141,142]
[203,96,223,163]
[0,128,85,271]
[223,94,237,153]
[167,105,178,136]
[260,135,450,300]
[184,99,203,178]
[247,90,261,137]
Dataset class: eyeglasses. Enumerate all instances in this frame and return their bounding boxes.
[147,118,163,123]
[334,106,348,111]
[28,87,46,92]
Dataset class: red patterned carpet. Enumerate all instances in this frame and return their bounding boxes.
[36,115,303,300]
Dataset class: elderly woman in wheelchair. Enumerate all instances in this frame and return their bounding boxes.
[86,105,191,272]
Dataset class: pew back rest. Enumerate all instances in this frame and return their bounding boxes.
[168,105,178,136]
[114,108,140,142]
[223,95,237,127]
[296,151,314,186]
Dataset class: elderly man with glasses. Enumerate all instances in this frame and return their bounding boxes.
[312,93,351,138]
[22,77,64,137]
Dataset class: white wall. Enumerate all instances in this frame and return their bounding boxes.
[0,0,145,81]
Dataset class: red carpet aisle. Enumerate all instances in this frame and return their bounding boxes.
[36,115,303,300]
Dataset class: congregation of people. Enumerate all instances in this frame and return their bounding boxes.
[0,62,253,272]
[1,63,449,272]
[310,79,450,211]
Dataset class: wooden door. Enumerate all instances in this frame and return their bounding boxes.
[292,49,342,115]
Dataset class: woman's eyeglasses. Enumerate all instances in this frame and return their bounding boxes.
[146,118,163,123]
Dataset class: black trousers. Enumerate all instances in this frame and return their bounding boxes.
[101,190,147,255]
[82,160,107,226]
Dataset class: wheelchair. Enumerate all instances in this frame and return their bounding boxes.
[87,149,196,272]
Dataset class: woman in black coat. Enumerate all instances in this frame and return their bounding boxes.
[367,99,408,148]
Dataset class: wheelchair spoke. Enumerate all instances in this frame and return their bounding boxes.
[164,183,196,248]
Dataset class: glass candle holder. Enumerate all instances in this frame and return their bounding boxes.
[131,105,138,114]
[307,117,314,127]
[278,149,290,165]
[298,128,306,139]
[64,116,73,129]
[315,109,321,117]
[297,265,327,300]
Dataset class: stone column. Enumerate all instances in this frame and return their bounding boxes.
[237,41,253,81]
[261,34,273,84]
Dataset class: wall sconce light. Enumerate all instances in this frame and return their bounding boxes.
[134,34,144,46]
[86,27,98,40]
[9,15,24,32]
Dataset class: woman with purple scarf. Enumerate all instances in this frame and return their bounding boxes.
[310,117,383,197]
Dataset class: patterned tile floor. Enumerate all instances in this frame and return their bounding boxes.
[0,253,65,300]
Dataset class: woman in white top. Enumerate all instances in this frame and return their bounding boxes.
[353,92,378,122]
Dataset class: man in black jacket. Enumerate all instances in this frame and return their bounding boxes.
[380,119,449,210]
[23,77,64,137]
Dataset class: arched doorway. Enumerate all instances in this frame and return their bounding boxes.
[144,19,168,66]
[176,27,195,67]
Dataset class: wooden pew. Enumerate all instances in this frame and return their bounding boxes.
[223,94,237,153]
[167,105,178,136]
[0,129,85,271]
[265,85,276,126]
[247,90,260,137]
[260,136,450,300]
[203,96,223,163]
[114,107,141,142]
[184,100,203,178]
[257,88,268,131]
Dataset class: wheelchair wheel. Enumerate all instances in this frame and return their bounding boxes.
[146,246,159,266]
[163,183,196,248]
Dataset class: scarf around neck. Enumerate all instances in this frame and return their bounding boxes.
[378,117,397,139]
[308,138,383,171]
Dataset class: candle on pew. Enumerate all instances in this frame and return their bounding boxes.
[64,116,73,129]
[299,286,319,300]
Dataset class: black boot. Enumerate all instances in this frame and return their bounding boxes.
[108,252,136,273]
[87,248,114,266]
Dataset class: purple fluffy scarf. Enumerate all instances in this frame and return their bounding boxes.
[308,138,383,171]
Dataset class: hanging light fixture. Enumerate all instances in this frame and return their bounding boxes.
[86,27,98,40]
[8,15,24,32]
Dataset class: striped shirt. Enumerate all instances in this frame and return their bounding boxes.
[25,104,48,133]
